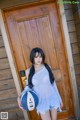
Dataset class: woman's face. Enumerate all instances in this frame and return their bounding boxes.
[34,52,43,65]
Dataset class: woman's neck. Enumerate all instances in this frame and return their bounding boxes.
[34,64,44,71]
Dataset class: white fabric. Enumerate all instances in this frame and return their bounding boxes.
[32,66,62,114]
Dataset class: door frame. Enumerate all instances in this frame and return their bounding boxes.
[0,0,79,119]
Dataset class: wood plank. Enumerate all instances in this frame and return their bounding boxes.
[76,74,80,86]
[74,64,80,74]
[64,4,72,10]
[0,0,54,9]
[36,16,58,68]
[0,88,17,100]
[0,28,2,35]
[75,24,80,35]
[0,36,4,47]
[0,47,7,58]
[72,43,79,54]
[8,109,24,120]
[0,0,38,9]
[65,9,74,21]
[0,107,24,120]
[0,98,18,111]
[67,21,76,32]
[0,69,12,80]
[73,54,80,64]
[0,58,10,70]
[77,36,80,42]
[69,32,77,44]
[0,78,15,91]
[73,11,80,24]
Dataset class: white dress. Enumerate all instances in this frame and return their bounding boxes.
[24,66,62,114]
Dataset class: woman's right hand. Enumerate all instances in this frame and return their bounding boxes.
[17,97,24,110]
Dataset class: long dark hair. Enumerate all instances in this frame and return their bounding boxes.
[28,47,55,88]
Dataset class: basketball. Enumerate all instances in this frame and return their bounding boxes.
[21,90,39,111]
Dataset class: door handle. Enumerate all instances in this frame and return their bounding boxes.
[20,70,26,88]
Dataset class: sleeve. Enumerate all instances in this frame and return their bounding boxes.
[53,81,62,104]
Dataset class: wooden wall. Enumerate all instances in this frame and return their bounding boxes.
[0,29,24,120]
[64,4,80,108]
[72,4,80,107]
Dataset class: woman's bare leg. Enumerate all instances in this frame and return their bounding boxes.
[40,110,51,120]
[50,108,57,120]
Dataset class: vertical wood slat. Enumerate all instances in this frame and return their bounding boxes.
[5,14,26,71]
[36,16,58,68]
[18,14,59,69]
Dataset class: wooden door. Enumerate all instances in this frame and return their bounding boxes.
[4,2,75,120]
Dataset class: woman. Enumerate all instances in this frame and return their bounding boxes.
[18,47,63,120]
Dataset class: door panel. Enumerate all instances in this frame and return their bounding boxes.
[4,2,75,120]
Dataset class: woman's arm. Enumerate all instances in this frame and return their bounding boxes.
[17,68,30,110]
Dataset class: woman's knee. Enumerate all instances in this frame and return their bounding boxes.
[50,108,57,120]
[40,110,51,120]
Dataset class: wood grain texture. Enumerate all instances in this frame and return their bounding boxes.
[72,43,79,54]
[69,32,77,44]
[0,36,4,47]
[0,88,17,100]
[0,98,18,111]
[0,78,15,91]
[0,58,10,70]
[67,21,76,32]
[65,9,74,21]
[0,68,12,80]
[73,54,80,64]
[0,47,7,58]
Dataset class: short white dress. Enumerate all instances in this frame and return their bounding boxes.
[24,66,62,114]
